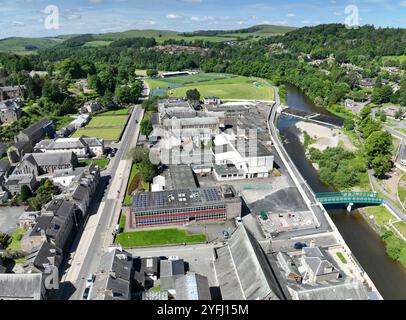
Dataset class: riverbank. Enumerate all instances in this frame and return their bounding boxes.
[295,121,356,152]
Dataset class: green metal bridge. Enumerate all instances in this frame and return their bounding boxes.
[315,192,384,205]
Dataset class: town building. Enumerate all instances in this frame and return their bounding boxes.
[4,174,37,196]
[79,101,102,114]
[23,241,63,274]
[34,136,104,158]
[89,248,134,300]
[0,273,44,300]
[160,70,197,78]
[8,118,55,164]
[174,272,211,300]
[0,99,22,124]
[130,185,241,228]
[0,85,26,102]
[213,131,274,180]
[214,225,286,300]
[160,259,185,295]
[273,246,371,300]
[203,96,222,105]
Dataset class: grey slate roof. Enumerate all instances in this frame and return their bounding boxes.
[21,118,52,137]
[0,160,10,173]
[160,259,185,291]
[288,279,369,300]
[25,242,63,272]
[31,151,76,166]
[0,273,43,300]
[214,225,284,300]
[175,273,211,300]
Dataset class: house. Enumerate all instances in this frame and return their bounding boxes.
[21,199,79,252]
[0,85,26,102]
[8,118,55,164]
[69,114,90,129]
[15,118,55,146]
[80,101,102,114]
[0,160,11,176]
[42,199,78,251]
[175,273,211,300]
[0,99,22,124]
[0,273,44,300]
[300,247,340,283]
[89,248,134,300]
[4,174,37,196]
[203,96,222,105]
[160,259,185,295]
[23,242,63,274]
[34,136,104,159]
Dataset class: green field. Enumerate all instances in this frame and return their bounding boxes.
[123,163,149,205]
[83,40,112,47]
[146,72,274,100]
[382,55,406,63]
[72,127,122,140]
[115,228,207,247]
[98,109,129,116]
[363,206,395,226]
[168,76,275,101]
[0,37,62,53]
[87,115,128,128]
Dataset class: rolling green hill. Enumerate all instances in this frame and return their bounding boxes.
[0,24,296,53]
[0,37,64,54]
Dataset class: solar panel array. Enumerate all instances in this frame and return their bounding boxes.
[133,187,226,210]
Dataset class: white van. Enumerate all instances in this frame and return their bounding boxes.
[401,159,406,167]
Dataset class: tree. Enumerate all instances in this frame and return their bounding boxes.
[20,185,32,202]
[129,147,148,163]
[138,158,157,183]
[364,130,393,162]
[140,117,153,137]
[343,118,354,131]
[146,69,158,77]
[186,88,200,103]
[371,153,392,177]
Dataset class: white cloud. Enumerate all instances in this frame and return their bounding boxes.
[287,13,295,17]
[166,13,181,19]
[89,0,102,3]
[400,1,406,6]
[274,20,288,25]
[190,15,214,22]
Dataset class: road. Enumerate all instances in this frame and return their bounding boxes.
[57,105,144,300]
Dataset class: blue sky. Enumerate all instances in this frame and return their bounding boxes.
[1,0,406,39]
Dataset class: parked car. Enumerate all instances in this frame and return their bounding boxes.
[235,217,242,226]
[294,242,307,250]
[86,273,95,288]
[222,230,230,239]
[83,287,91,300]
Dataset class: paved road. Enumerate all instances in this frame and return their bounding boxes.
[57,105,144,300]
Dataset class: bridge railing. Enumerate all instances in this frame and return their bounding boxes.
[315,192,383,204]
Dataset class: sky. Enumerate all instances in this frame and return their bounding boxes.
[1,0,406,39]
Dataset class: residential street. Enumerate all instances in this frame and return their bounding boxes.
[57,105,144,300]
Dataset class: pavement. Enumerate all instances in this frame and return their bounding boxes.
[0,206,26,233]
[57,105,144,300]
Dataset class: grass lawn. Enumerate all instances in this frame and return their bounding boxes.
[394,221,406,238]
[169,76,274,101]
[382,55,406,63]
[72,128,122,141]
[99,109,129,116]
[79,158,109,170]
[336,252,347,264]
[123,163,149,205]
[363,206,396,227]
[115,228,207,247]
[398,173,406,205]
[86,115,128,128]
[5,228,26,251]
[118,213,126,233]
[83,40,112,47]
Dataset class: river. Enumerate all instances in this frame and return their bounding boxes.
[277,85,406,299]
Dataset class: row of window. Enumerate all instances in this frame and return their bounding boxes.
[134,205,226,217]
[135,212,226,226]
